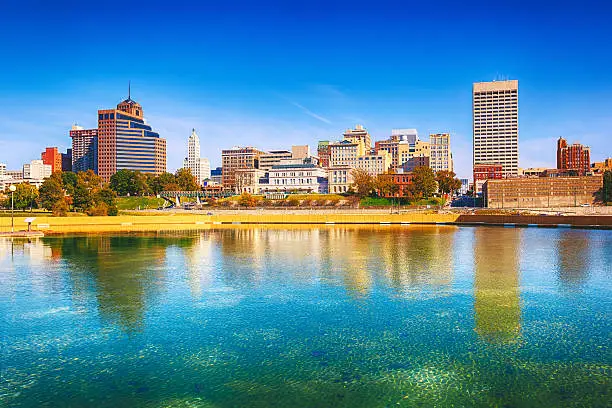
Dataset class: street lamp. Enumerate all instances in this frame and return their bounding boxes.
[9,184,16,233]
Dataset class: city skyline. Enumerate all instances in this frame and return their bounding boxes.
[1,1,611,178]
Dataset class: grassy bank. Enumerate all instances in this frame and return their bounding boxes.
[116,197,167,210]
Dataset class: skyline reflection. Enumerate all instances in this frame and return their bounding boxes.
[473,228,522,343]
[4,226,602,336]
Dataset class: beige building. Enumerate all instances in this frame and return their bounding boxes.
[398,140,430,168]
[259,150,293,172]
[291,145,310,159]
[473,80,519,177]
[221,147,265,189]
[329,140,359,168]
[429,133,453,173]
[343,124,371,156]
[355,151,392,176]
[234,168,267,194]
[483,176,602,208]
[329,167,353,193]
[591,158,612,174]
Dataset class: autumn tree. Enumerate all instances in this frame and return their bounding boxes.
[175,168,199,191]
[238,192,257,207]
[351,169,375,198]
[38,176,64,211]
[375,174,395,197]
[435,170,462,195]
[411,166,437,198]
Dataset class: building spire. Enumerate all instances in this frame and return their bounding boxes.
[128,80,131,100]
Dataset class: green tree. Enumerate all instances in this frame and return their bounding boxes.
[436,170,462,195]
[175,168,199,191]
[94,187,118,216]
[72,183,94,212]
[13,183,39,211]
[61,172,78,196]
[411,166,437,198]
[38,177,64,211]
[110,169,135,196]
[351,169,375,198]
[113,170,147,196]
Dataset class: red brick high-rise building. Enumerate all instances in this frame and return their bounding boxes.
[556,137,590,176]
[41,147,62,173]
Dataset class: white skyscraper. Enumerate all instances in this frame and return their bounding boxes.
[473,80,519,177]
[184,129,211,186]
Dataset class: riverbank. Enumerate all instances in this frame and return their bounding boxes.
[0,211,611,234]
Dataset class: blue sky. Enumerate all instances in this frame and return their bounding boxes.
[0,0,611,179]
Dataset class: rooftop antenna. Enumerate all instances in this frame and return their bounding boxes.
[128,80,131,100]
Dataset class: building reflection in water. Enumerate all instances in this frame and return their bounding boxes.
[184,232,215,299]
[0,238,63,298]
[47,235,173,333]
[556,231,590,291]
[381,226,455,293]
[473,228,521,343]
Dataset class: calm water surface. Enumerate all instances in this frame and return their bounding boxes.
[0,226,610,407]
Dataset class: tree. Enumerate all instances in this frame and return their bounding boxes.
[77,170,103,191]
[61,172,78,196]
[375,174,395,197]
[38,177,64,211]
[110,170,148,196]
[436,170,462,195]
[175,168,199,191]
[72,183,94,212]
[238,192,257,207]
[603,170,612,203]
[110,169,135,196]
[411,166,437,198]
[153,172,177,193]
[351,169,375,198]
[13,183,39,211]
[94,187,118,216]
[52,199,68,216]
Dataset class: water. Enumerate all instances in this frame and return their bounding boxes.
[1,226,610,407]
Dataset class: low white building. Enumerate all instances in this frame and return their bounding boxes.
[267,163,328,193]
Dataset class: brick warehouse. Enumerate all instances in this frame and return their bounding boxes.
[483,176,603,208]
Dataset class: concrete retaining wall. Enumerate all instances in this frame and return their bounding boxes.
[0,213,610,234]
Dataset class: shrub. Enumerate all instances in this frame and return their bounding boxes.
[87,202,109,216]
[287,197,300,207]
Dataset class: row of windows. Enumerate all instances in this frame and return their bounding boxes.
[272,179,317,185]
